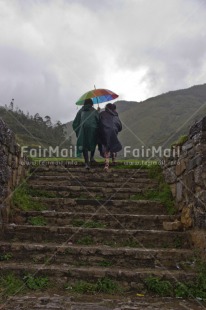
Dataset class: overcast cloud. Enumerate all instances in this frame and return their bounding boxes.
[0,0,206,123]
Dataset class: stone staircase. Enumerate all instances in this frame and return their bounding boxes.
[0,164,199,309]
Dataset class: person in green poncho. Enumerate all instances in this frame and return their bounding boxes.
[73,99,99,169]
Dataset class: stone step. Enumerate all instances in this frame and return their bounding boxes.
[30,165,148,171]
[1,225,190,248]
[31,191,139,200]
[29,175,156,184]
[29,184,146,193]
[28,184,150,200]
[0,241,194,270]
[28,178,158,190]
[2,295,203,310]
[0,262,196,291]
[31,198,168,215]
[16,211,177,230]
[31,168,150,178]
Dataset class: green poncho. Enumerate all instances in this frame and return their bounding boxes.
[72,105,99,157]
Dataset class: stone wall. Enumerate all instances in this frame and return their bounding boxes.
[0,118,28,226]
[163,117,206,231]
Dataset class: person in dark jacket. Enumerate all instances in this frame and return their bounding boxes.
[73,99,99,169]
[98,103,122,171]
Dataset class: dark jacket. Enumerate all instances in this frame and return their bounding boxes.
[98,107,122,155]
[73,105,99,156]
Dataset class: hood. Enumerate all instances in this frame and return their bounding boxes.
[82,105,93,112]
[105,107,118,116]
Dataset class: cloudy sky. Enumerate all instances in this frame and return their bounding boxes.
[0,0,206,123]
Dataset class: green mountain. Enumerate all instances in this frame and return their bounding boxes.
[119,83,206,150]
[1,83,206,159]
[67,83,206,157]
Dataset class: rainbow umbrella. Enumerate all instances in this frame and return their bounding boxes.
[75,88,119,105]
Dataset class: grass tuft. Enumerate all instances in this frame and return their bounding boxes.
[145,260,206,299]
[12,182,46,211]
[145,276,173,297]
[24,274,49,290]
[28,216,47,226]
[0,273,24,296]
[76,236,94,245]
[65,277,121,294]
[171,135,188,147]
[0,253,13,261]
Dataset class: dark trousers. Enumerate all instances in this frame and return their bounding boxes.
[83,149,95,164]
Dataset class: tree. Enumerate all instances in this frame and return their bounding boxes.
[44,115,52,127]
[34,113,43,123]
[9,98,14,111]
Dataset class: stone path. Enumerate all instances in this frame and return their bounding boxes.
[0,164,204,309]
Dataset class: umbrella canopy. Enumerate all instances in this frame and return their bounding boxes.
[75,88,119,105]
